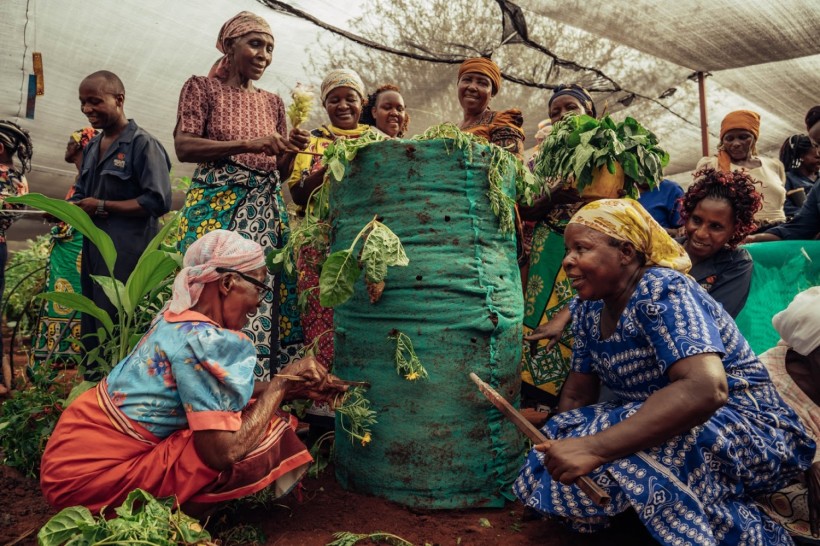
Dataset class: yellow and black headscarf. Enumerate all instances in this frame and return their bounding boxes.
[569,198,691,274]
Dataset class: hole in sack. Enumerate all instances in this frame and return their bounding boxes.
[444,215,451,222]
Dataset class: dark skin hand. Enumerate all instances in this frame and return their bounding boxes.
[174,124,310,179]
[524,305,571,355]
[518,187,581,221]
[535,354,728,484]
[193,355,346,471]
[289,167,326,207]
[74,197,148,219]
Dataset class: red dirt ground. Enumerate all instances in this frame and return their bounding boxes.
[1,460,659,546]
[0,345,656,546]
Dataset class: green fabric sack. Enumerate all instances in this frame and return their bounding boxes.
[330,138,526,509]
[735,240,820,355]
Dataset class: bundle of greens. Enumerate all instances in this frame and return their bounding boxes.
[37,489,214,546]
[533,114,669,198]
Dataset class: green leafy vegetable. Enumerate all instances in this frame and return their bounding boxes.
[388,329,428,381]
[37,488,215,546]
[327,531,414,546]
[335,386,377,446]
[533,114,669,198]
[319,215,408,308]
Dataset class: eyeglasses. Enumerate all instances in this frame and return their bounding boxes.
[215,267,273,303]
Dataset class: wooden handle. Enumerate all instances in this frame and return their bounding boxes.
[575,476,609,506]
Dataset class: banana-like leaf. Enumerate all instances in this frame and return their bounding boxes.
[125,250,179,316]
[35,292,114,333]
[6,193,117,275]
[90,274,129,318]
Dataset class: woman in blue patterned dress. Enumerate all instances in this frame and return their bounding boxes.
[515,199,814,545]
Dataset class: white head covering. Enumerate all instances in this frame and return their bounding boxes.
[169,229,265,313]
[772,286,820,356]
[320,68,365,104]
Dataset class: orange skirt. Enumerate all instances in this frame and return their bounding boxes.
[40,381,312,512]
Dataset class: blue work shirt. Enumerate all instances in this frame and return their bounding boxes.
[72,119,172,278]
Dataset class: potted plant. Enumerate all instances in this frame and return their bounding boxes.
[532,114,669,199]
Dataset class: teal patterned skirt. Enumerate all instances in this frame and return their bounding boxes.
[176,161,303,380]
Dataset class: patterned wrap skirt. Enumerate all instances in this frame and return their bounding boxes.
[176,162,303,380]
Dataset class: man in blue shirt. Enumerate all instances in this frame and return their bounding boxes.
[72,71,172,369]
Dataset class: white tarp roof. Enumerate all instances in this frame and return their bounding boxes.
[2,0,818,249]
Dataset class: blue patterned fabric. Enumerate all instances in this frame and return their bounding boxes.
[106,311,256,439]
[513,268,814,546]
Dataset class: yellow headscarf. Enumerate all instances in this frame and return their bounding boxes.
[568,199,691,274]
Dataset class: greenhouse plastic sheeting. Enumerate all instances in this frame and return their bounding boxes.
[734,240,820,355]
[330,139,525,509]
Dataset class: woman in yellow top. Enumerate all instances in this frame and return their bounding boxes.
[455,57,525,159]
[287,68,371,372]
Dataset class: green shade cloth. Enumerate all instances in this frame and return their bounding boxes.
[734,240,820,355]
[330,138,526,509]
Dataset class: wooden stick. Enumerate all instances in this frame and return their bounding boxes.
[296,150,324,157]
[469,372,610,506]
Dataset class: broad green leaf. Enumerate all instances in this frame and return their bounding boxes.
[7,193,117,275]
[125,250,179,317]
[572,145,596,180]
[266,248,286,274]
[327,157,346,182]
[36,292,114,333]
[133,213,179,271]
[65,380,97,407]
[90,275,129,318]
[37,505,95,546]
[319,249,361,308]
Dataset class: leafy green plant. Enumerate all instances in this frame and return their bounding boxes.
[308,429,335,478]
[37,488,215,546]
[7,194,182,378]
[387,329,428,381]
[3,233,49,331]
[327,531,414,546]
[533,114,669,198]
[318,215,408,308]
[0,363,70,478]
[321,123,538,235]
[335,386,377,446]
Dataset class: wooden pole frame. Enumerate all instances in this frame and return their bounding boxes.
[697,72,709,157]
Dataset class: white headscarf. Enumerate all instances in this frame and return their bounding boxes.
[772,286,820,356]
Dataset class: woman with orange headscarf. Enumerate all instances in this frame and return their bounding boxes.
[696,110,786,228]
[456,57,525,159]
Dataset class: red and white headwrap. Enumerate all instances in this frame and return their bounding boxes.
[169,229,265,313]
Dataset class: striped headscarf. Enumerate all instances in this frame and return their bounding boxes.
[0,120,33,173]
[209,11,273,81]
[320,68,366,104]
[569,198,691,274]
[549,84,597,119]
[169,229,266,313]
